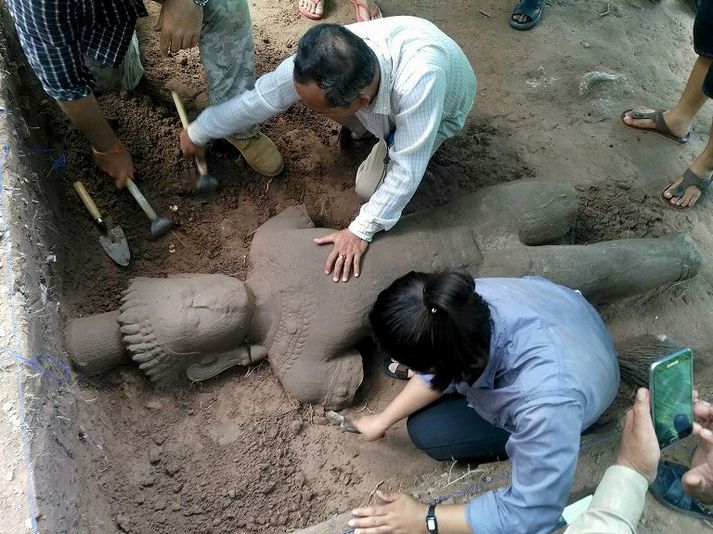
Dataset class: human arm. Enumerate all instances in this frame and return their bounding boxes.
[58,95,134,188]
[465,397,583,534]
[350,491,471,534]
[7,0,133,186]
[565,388,659,534]
[351,374,443,441]
[155,0,202,54]
[347,68,446,242]
[185,56,300,147]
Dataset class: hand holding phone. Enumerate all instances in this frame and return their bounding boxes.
[650,348,694,449]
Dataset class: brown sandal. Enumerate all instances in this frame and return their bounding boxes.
[660,168,711,210]
[619,109,690,145]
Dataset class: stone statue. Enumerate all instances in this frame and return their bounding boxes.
[65,181,701,409]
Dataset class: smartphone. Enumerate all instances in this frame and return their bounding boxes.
[650,348,693,449]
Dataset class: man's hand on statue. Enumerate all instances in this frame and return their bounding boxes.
[155,0,203,54]
[349,491,429,534]
[351,414,389,441]
[180,129,205,158]
[93,145,135,189]
[314,229,369,282]
[682,391,713,504]
[615,387,660,484]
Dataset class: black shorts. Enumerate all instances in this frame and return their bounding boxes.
[694,0,713,97]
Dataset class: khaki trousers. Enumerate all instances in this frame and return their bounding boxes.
[355,134,445,201]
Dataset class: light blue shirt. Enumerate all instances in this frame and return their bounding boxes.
[422,276,619,534]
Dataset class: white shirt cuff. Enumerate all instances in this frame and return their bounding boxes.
[588,465,649,526]
[348,218,381,242]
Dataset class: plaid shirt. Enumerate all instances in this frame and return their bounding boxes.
[7,0,148,101]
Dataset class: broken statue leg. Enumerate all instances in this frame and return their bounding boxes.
[480,233,701,304]
[436,180,578,246]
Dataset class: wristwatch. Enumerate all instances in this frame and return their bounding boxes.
[426,504,439,534]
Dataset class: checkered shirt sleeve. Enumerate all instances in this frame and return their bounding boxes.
[7,0,146,101]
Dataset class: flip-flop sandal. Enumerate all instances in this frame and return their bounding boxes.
[660,168,711,211]
[509,0,545,30]
[298,0,324,20]
[649,462,713,519]
[383,356,414,380]
[619,109,690,145]
[351,0,382,22]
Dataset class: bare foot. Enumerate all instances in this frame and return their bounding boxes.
[298,0,324,19]
[622,107,690,138]
[683,393,713,504]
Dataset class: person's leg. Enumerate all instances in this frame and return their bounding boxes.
[87,33,144,94]
[621,56,711,138]
[199,0,256,128]
[407,395,510,462]
[660,2,713,208]
[662,116,713,207]
[198,0,283,176]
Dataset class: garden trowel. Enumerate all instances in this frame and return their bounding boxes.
[73,181,130,267]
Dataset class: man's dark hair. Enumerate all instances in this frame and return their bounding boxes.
[369,270,492,391]
[293,24,378,108]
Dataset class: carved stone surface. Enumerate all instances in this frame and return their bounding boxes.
[65,181,701,408]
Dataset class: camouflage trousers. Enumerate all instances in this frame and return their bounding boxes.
[90,0,257,136]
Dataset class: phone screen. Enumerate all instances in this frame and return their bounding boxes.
[650,348,693,449]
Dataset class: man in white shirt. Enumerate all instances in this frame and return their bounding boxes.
[180,17,476,282]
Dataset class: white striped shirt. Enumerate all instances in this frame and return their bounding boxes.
[189,16,477,241]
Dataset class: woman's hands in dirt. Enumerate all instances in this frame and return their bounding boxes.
[349,491,428,534]
[351,414,389,441]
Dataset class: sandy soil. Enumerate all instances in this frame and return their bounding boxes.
[14,0,713,533]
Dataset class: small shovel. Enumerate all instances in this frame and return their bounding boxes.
[73,181,130,267]
[171,91,218,193]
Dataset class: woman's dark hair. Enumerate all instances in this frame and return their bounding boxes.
[369,270,492,391]
[293,24,378,108]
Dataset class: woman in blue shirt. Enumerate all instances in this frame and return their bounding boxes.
[350,270,619,534]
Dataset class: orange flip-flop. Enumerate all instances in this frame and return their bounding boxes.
[351,0,382,22]
[298,0,324,20]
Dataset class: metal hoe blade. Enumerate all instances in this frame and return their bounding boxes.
[98,226,130,267]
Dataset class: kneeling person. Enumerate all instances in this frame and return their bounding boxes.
[351,271,619,534]
[181,18,477,282]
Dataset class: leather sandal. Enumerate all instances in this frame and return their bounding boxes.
[619,109,691,145]
[660,168,711,210]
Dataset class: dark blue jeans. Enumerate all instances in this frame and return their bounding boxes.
[407,395,511,462]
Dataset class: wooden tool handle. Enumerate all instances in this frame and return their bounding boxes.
[171,91,191,129]
[172,91,211,178]
[73,181,102,221]
[125,178,158,221]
